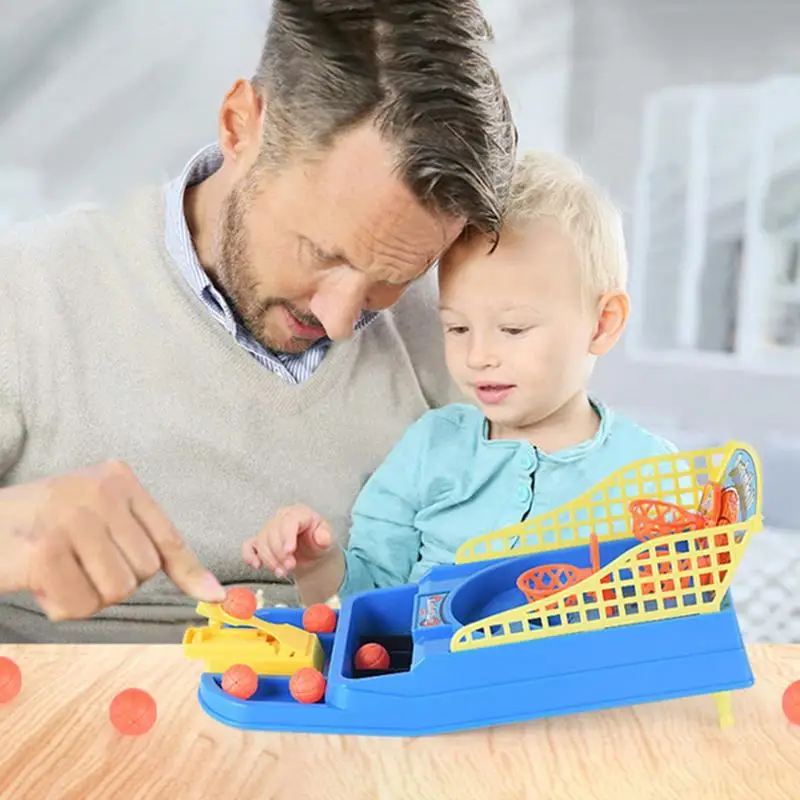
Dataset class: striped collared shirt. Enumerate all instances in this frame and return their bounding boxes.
[163,144,376,383]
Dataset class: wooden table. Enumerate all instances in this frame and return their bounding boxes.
[0,644,797,799]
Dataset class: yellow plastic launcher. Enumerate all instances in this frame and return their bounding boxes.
[183,601,324,676]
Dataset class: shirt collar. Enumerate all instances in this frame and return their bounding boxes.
[164,143,224,303]
[480,397,615,462]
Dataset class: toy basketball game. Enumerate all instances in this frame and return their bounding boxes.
[183,440,763,736]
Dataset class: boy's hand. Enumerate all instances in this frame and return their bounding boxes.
[242,504,335,578]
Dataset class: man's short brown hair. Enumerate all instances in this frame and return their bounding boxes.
[253,0,517,241]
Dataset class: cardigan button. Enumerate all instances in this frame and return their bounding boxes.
[521,447,538,472]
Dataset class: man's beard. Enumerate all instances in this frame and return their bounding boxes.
[214,177,324,354]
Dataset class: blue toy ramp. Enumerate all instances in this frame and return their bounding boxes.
[188,442,763,736]
[195,588,753,737]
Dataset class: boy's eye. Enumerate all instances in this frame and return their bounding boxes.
[501,327,528,336]
[446,325,468,335]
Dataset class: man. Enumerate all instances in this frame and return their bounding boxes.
[0,1,516,643]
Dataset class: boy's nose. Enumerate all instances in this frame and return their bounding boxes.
[465,338,500,370]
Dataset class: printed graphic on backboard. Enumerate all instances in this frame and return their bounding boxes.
[719,447,758,523]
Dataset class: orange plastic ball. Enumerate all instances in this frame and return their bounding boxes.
[221,664,259,700]
[0,657,21,704]
[782,680,800,725]
[355,642,390,671]
[302,604,337,633]
[109,688,157,736]
[289,668,326,704]
[222,587,258,620]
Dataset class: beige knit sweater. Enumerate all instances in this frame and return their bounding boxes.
[0,187,456,642]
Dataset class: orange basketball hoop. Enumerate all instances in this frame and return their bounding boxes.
[516,564,590,605]
[629,499,707,542]
[629,499,709,594]
[516,534,600,608]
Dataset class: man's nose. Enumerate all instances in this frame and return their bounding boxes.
[310,279,367,341]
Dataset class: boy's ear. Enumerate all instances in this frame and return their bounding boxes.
[589,290,630,356]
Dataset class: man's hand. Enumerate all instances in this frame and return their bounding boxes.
[0,460,226,621]
[242,504,335,578]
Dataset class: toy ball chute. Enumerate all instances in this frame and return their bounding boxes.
[629,499,707,542]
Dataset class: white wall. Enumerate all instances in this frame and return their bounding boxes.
[0,0,268,219]
[485,0,574,154]
[565,0,800,529]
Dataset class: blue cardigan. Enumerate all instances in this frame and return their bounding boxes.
[339,401,676,598]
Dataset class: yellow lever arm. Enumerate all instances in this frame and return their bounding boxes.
[195,602,314,656]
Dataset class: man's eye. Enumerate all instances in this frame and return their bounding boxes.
[314,249,338,264]
[304,240,340,265]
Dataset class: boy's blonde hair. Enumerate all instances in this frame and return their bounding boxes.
[504,151,628,296]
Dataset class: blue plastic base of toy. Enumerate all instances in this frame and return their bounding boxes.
[196,598,753,737]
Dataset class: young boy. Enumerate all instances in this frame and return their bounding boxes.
[242,152,676,606]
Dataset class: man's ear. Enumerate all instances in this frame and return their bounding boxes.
[589,290,630,356]
[218,79,264,162]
